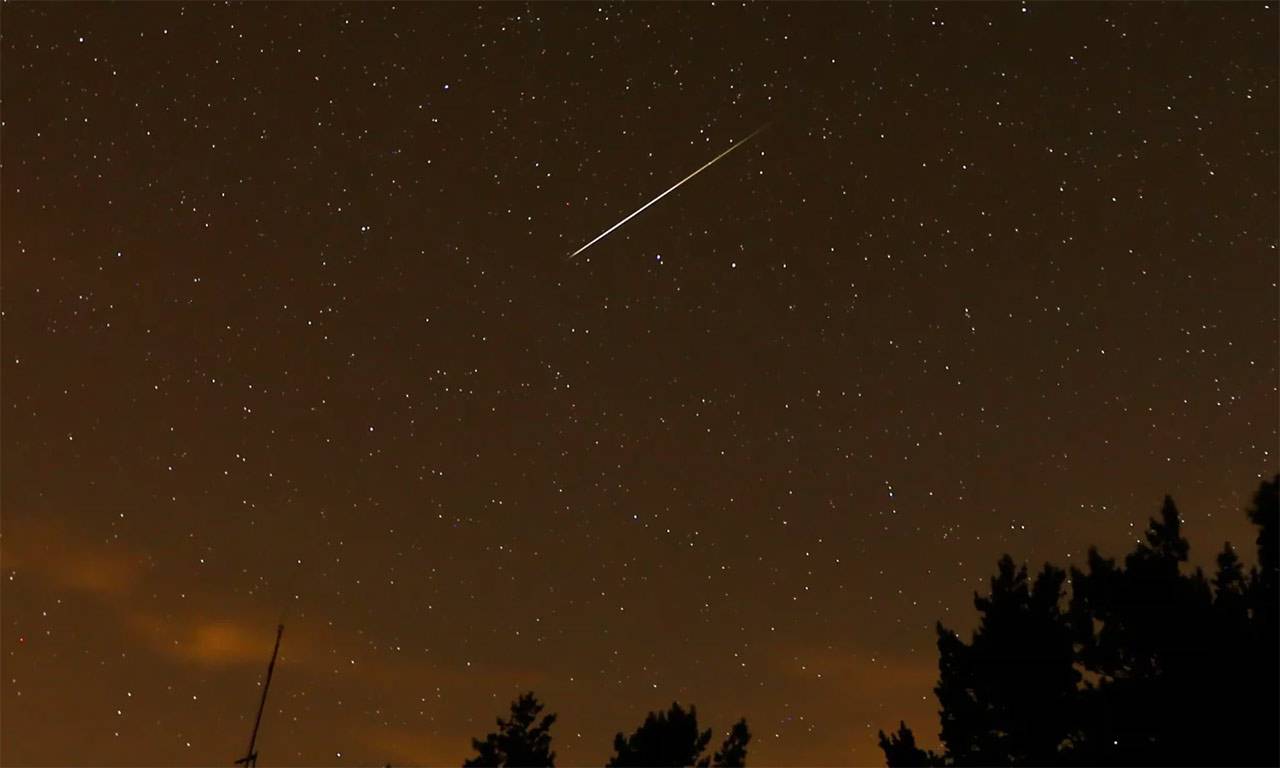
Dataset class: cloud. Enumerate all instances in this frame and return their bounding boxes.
[3,515,289,668]
[354,722,464,766]
[127,611,285,667]
[1,517,145,597]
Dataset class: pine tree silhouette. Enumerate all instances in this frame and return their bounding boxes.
[877,722,939,767]
[463,692,557,767]
[1242,476,1278,766]
[712,719,751,768]
[1248,477,1278,598]
[1069,495,1220,765]
[606,702,713,767]
[931,557,1078,765]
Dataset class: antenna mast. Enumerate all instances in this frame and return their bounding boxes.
[236,624,284,767]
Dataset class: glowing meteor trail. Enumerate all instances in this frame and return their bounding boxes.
[568,124,767,260]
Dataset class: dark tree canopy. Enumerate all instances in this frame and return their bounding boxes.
[606,702,723,768]
[878,721,941,768]
[1244,476,1274,591]
[711,718,752,768]
[933,557,1078,766]
[463,692,557,768]
[883,477,1279,767]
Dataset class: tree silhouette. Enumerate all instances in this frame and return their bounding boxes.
[606,702,718,767]
[1068,495,1223,765]
[883,477,1279,767]
[1249,476,1278,598]
[464,692,557,767]
[1242,476,1279,766]
[932,557,1079,766]
[877,722,940,767]
[711,718,752,768]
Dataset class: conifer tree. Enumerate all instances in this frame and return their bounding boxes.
[606,702,713,768]
[712,719,751,768]
[464,692,557,767]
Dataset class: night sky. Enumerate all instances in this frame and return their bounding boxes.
[2,3,1277,766]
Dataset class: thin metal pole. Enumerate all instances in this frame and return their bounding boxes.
[236,624,284,767]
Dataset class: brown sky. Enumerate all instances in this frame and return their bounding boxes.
[2,3,1276,765]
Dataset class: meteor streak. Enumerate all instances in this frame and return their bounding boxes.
[568,124,768,260]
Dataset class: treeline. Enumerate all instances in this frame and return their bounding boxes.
[462,696,750,768]
[881,476,1278,767]
[450,477,1277,767]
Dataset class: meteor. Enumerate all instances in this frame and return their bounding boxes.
[568,124,768,260]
